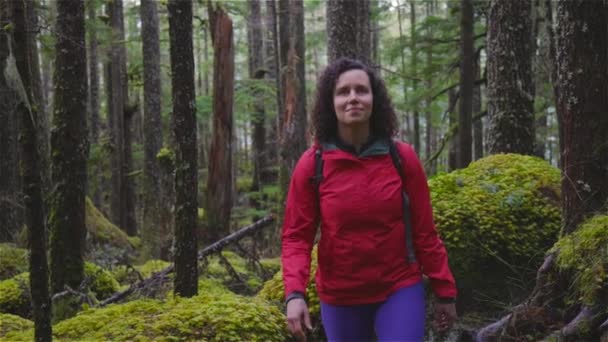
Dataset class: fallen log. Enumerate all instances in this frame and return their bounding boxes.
[99,215,274,307]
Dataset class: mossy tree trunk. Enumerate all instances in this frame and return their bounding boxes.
[410,1,420,156]
[486,0,535,155]
[206,4,234,246]
[11,0,53,339]
[49,0,88,312]
[140,0,164,260]
[264,0,280,171]
[0,1,23,243]
[476,1,608,340]
[247,0,267,192]
[555,0,608,234]
[168,0,198,297]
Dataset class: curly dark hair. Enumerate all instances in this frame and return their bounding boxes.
[311,58,399,142]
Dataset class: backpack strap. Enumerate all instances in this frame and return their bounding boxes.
[311,146,324,194]
[389,141,417,264]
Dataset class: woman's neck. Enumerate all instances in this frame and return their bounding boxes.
[337,124,370,153]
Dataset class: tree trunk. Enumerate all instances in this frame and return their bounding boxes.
[123,105,137,236]
[277,0,289,131]
[265,0,280,170]
[555,0,608,234]
[140,0,165,260]
[370,0,380,68]
[534,0,553,159]
[11,0,53,338]
[0,1,23,243]
[205,4,234,246]
[49,0,88,313]
[396,2,410,144]
[410,0,420,156]
[168,0,198,298]
[448,88,459,172]
[326,0,370,63]
[473,55,483,161]
[486,0,535,155]
[424,0,435,173]
[107,0,125,230]
[458,0,473,168]
[87,0,101,208]
[248,0,267,191]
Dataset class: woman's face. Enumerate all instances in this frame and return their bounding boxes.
[333,69,373,127]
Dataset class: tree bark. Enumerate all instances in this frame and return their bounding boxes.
[9,0,53,339]
[168,0,198,297]
[555,0,608,233]
[248,0,267,191]
[396,2,410,144]
[448,88,459,172]
[87,0,101,208]
[425,0,436,173]
[107,0,125,231]
[265,0,280,169]
[486,0,535,155]
[473,55,483,161]
[458,0,474,168]
[326,0,370,63]
[140,0,165,260]
[410,1,420,156]
[206,4,234,246]
[49,0,88,304]
[0,1,23,243]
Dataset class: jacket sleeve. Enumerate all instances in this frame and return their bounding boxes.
[281,148,319,298]
[398,142,457,299]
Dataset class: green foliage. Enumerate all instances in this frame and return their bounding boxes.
[2,281,287,342]
[553,214,608,306]
[84,262,120,301]
[0,244,27,281]
[0,313,32,337]
[429,154,561,299]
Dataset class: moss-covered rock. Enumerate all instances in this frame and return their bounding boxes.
[0,262,119,319]
[2,280,288,342]
[84,198,138,267]
[0,313,33,337]
[429,154,561,298]
[553,214,608,306]
[0,244,28,281]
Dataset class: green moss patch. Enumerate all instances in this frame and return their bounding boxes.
[0,262,119,319]
[204,250,266,294]
[0,313,32,337]
[0,244,28,281]
[553,214,608,305]
[429,154,561,277]
[2,280,287,342]
[85,198,136,260]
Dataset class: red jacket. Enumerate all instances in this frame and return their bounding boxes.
[281,139,457,305]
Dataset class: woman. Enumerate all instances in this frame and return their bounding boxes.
[281,58,457,342]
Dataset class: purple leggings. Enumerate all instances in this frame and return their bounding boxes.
[320,282,425,342]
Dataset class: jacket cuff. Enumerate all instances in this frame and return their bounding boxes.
[285,291,305,305]
[436,296,456,304]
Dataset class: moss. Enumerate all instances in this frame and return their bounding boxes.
[0,313,33,337]
[259,257,281,275]
[552,214,608,305]
[85,197,135,251]
[84,262,120,300]
[137,259,171,279]
[204,250,265,294]
[0,263,119,319]
[0,273,31,318]
[429,154,561,288]
[4,281,287,342]
[0,244,28,281]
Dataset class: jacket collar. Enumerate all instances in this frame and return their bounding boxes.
[321,136,390,158]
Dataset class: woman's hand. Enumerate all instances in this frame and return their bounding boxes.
[286,298,312,341]
[433,302,457,332]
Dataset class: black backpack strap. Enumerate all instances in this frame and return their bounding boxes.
[311,146,324,194]
[389,141,417,264]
